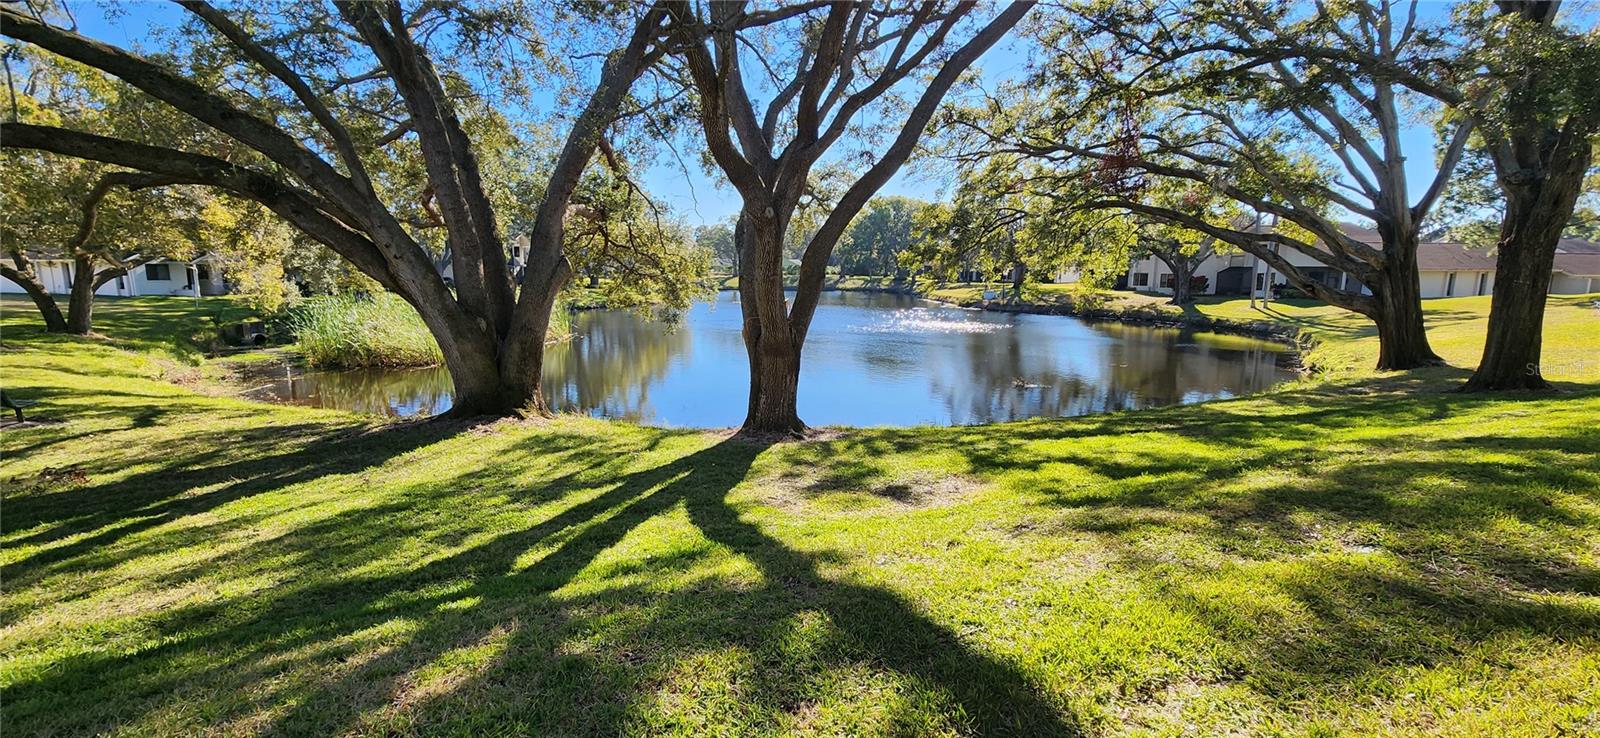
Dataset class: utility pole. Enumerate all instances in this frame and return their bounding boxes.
[1260,214,1276,307]
[1248,212,1261,309]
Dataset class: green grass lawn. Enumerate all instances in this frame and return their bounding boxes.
[2,293,1599,736]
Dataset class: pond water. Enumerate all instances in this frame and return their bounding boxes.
[244,291,1298,427]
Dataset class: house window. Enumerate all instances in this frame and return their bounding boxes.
[1133,272,1149,287]
[510,246,521,259]
[1477,273,1488,296]
[145,264,171,281]
[116,275,125,289]
[1159,273,1175,288]
[1445,272,1457,296]
[1255,273,1265,290]
[197,264,211,281]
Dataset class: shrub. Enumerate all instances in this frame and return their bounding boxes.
[286,293,443,368]
[286,293,574,369]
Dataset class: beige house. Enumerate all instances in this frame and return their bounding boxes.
[1551,238,1600,294]
[1124,222,1600,299]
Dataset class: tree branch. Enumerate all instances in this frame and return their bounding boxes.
[790,1,1034,340]
[1,122,404,292]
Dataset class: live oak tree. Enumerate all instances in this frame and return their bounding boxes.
[0,47,241,333]
[929,143,1244,305]
[666,0,1032,434]
[694,219,738,273]
[1130,230,1220,307]
[562,166,708,309]
[954,0,1475,370]
[0,156,210,333]
[1088,182,1243,305]
[902,167,1072,297]
[836,196,923,278]
[0,0,676,416]
[1429,1,1600,391]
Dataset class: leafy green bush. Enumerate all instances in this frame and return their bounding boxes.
[286,294,443,368]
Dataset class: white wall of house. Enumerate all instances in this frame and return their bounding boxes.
[1550,273,1598,294]
[1,260,72,295]
[130,261,199,296]
[1126,249,1367,298]
[1420,270,1495,299]
[0,258,219,297]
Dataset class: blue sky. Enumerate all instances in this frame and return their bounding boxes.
[66,1,1456,228]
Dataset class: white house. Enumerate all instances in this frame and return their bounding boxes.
[1550,237,1600,294]
[1,253,229,298]
[437,234,529,284]
[1124,222,1599,299]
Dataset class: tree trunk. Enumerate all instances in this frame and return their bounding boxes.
[737,214,806,435]
[1463,138,1591,390]
[1168,257,1195,305]
[442,249,570,418]
[399,275,554,419]
[1369,236,1441,370]
[1465,210,1556,390]
[741,313,805,435]
[65,254,98,334]
[443,331,524,417]
[1,260,67,332]
[1009,262,1026,297]
[436,325,554,418]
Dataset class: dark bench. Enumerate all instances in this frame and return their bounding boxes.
[1,390,37,422]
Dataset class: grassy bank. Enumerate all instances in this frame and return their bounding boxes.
[285,294,575,369]
[924,284,1600,379]
[286,293,446,368]
[2,294,1598,736]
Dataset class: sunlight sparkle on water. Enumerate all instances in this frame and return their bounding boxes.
[857,308,1011,334]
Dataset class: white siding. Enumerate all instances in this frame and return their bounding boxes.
[1419,271,1450,298]
[1550,274,1598,295]
[0,259,202,297]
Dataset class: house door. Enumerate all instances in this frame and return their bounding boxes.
[1215,266,1251,296]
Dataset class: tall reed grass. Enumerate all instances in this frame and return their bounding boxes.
[286,294,443,368]
[286,293,573,369]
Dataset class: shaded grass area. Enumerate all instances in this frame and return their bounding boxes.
[2,295,1599,736]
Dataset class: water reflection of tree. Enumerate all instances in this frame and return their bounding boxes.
[925,320,1289,424]
[541,310,691,421]
[931,323,1124,424]
[1097,324,1288,407]
[267,367,454,417]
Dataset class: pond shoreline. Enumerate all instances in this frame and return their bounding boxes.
[926,295,1312,374]
[706,283,1311,370]
[237,290,1301,423]
[936,296,1303,343]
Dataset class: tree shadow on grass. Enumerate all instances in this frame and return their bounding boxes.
[0,417,497,586]
[7,435,1079,736]
[767,383,1600,720]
